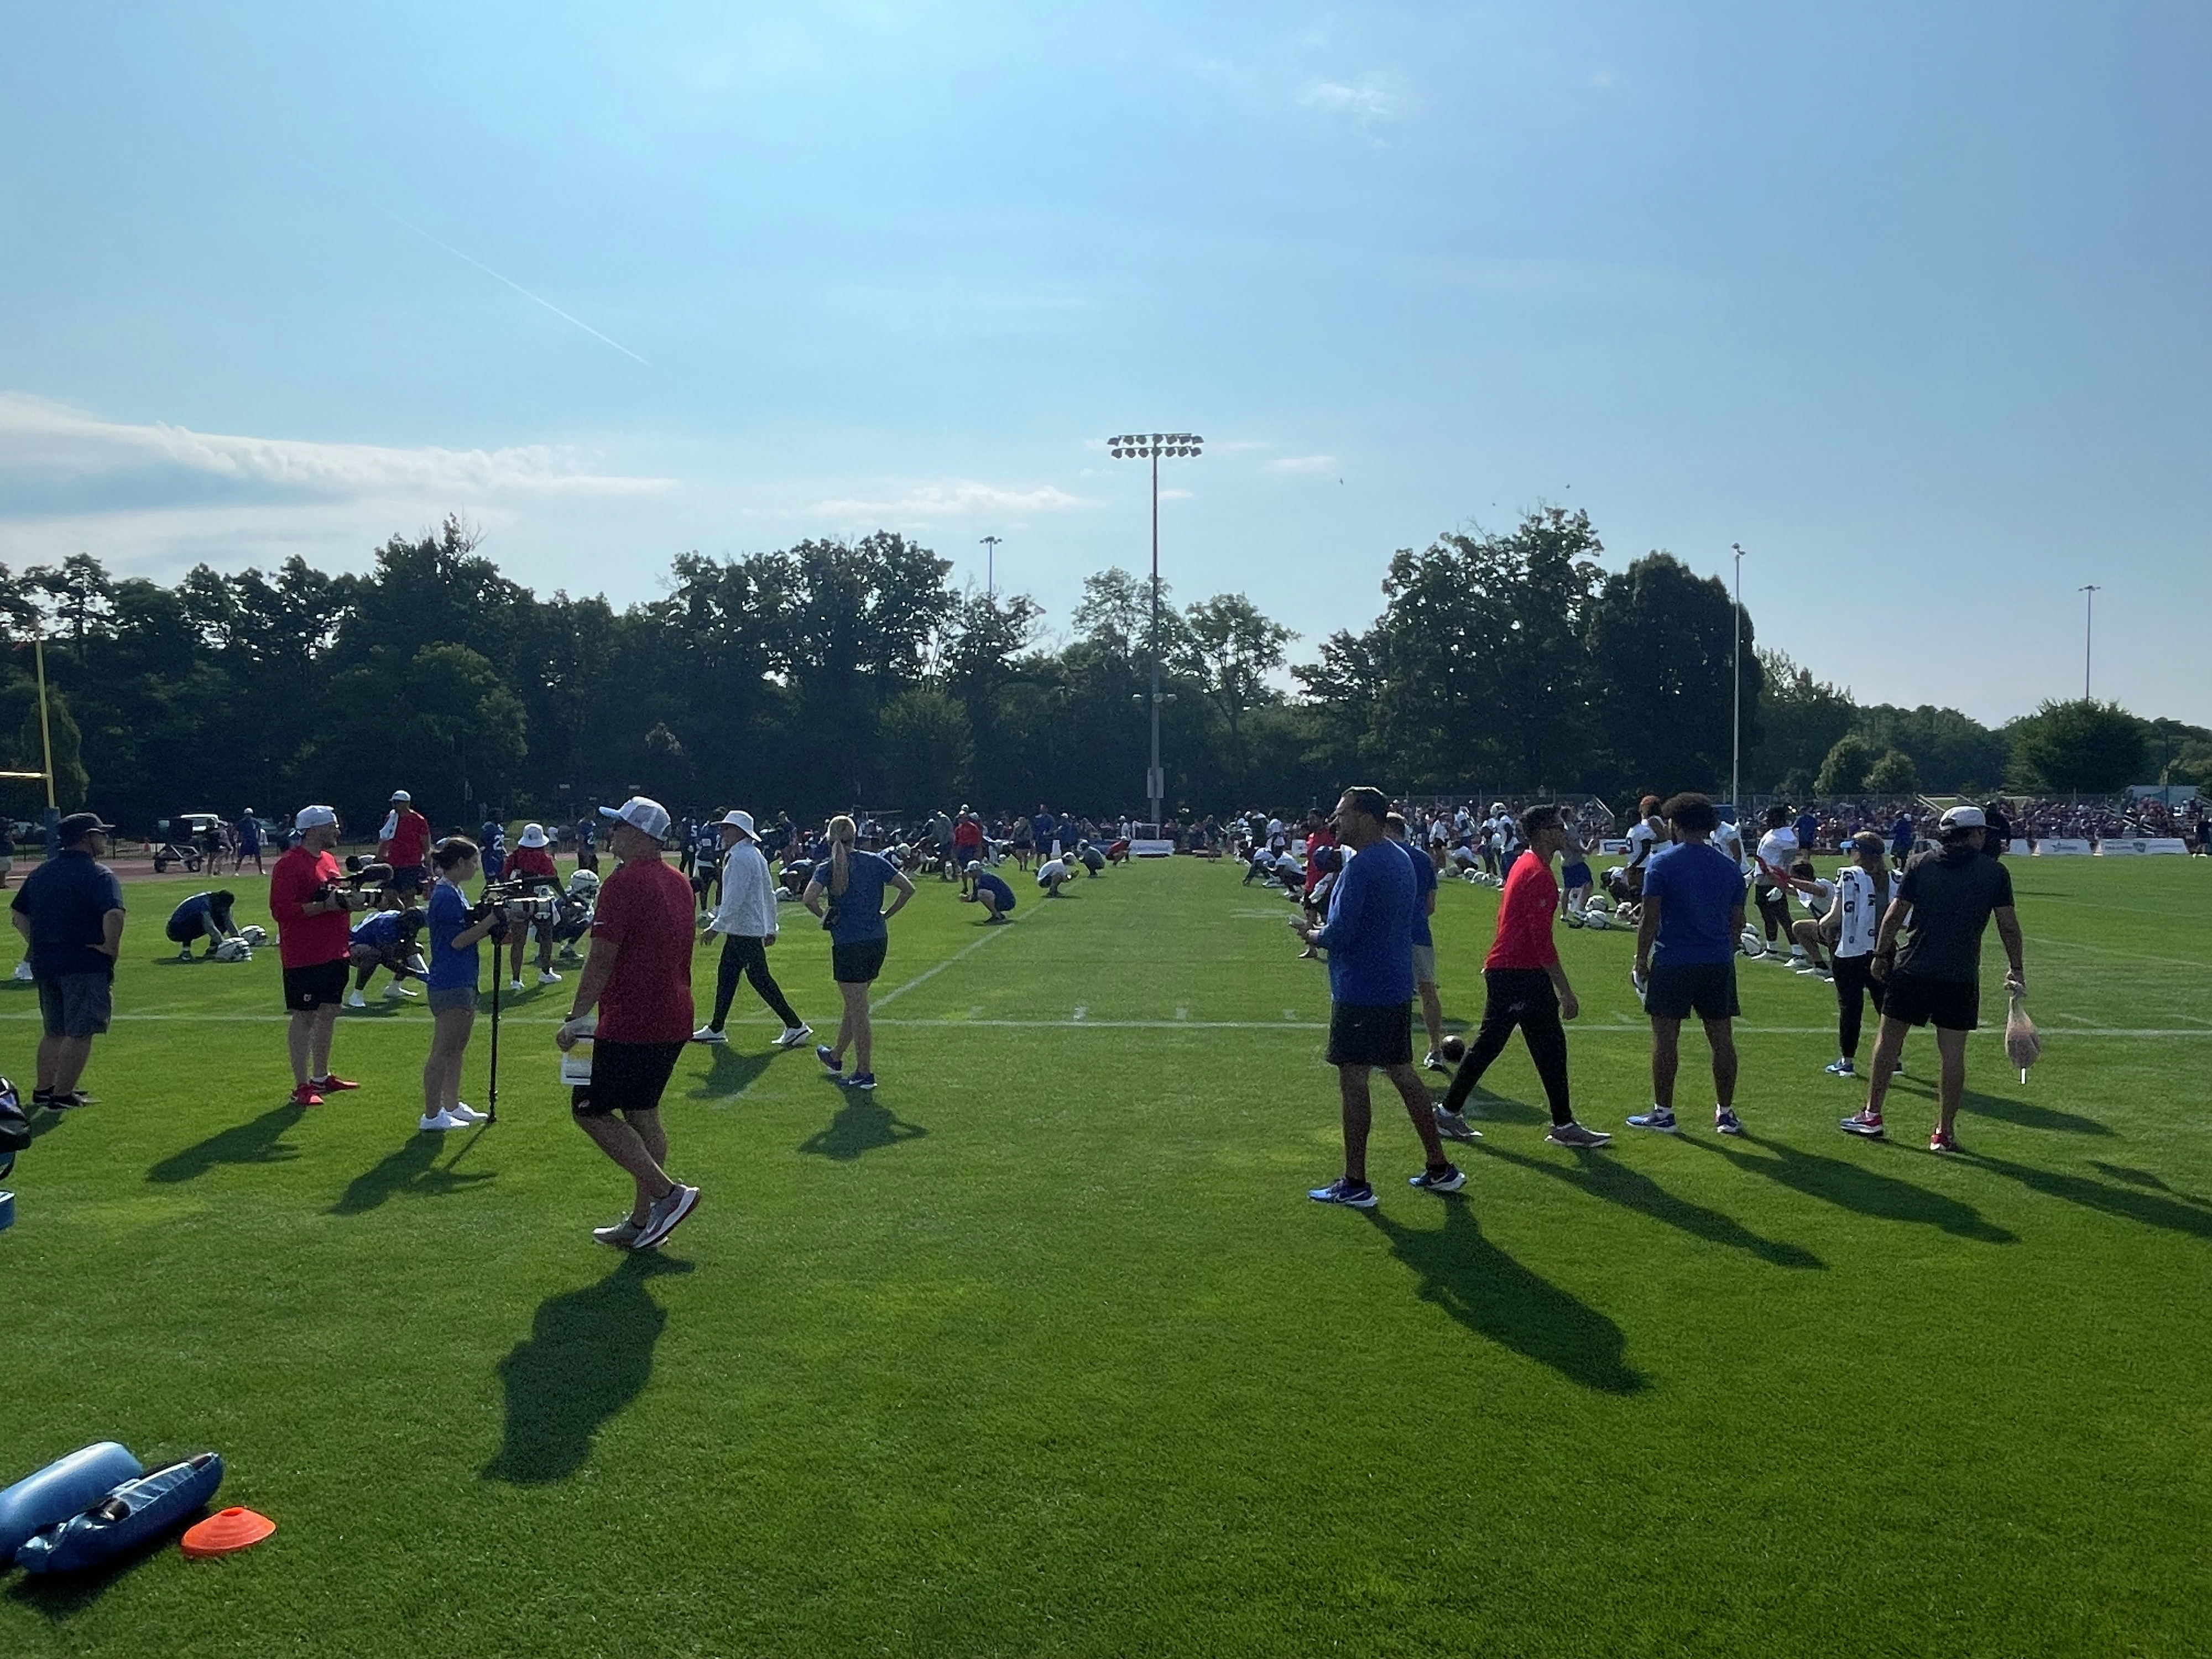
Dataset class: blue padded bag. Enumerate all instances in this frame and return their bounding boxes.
[0,1442,143,1565]
[15,1453,223,1574]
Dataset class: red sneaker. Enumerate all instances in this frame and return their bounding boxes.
[289,1084,325,1108]
[1839,1110,1885,1139]
[311,1075,359,1093]
[1929,1128,1957,1154]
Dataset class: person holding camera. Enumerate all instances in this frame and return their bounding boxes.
[419,837,499,1131]
[270,805,369,1107]
[557,797,701,1252]
[805,813,915,1091]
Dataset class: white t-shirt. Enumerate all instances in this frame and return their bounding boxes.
[1714,821,1746,869]
[1795,877,1836,919]
[1037,859,1071,885]
[1266,818,1283,839]
[1755,828,1798,883]
[1626,821,1660,868]
[1832,866,1888,958]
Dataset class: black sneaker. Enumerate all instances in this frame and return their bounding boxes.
[45,1091,94,1110]
[1408,1164,1466,1194]
[1307,1177,1378,1209]
[633,1184,701,1250]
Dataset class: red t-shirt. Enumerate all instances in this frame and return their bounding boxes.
[591,855,696,1044]
[508,846,558,884]
[1485,849,1562,972]
[953,816,983,848]
[270,846,351,968]
[1303,827,1337,894]
[388,810,431,869]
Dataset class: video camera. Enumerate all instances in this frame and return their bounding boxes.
[473,880,561,928]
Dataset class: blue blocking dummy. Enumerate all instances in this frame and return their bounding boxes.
[15,1453,225,1573]
[0,1442,144,1565]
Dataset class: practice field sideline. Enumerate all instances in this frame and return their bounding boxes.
[3,857,2208,1657]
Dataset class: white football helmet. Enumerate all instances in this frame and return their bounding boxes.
[566,869,601,898]
[1586,895,1612,914]
[214,938,252,963]
[1739,927,1766,957]
[1583,908,1610,931]
[238,924,268,947]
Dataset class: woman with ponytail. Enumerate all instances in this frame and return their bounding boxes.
[802,813,914,1091]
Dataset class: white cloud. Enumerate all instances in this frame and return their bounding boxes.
[802,480,1089,521]
[1300,72,1413,124]
[1589,67,1616,91]
[0,392,671,499]
[1267,455,1338,476]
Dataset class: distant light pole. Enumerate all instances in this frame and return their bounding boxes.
[2079,585,2100,700]
[1730,543,1746,811]
[1108,431,1204,830]
[980,535,1001,598]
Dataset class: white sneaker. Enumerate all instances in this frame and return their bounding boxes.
[418,1109,466,1131]
[509,979,524,993]
[12,961,32,982]
[446,1103,489,1124]
[536,970,562,985]
[383,982,416,999]
[691,1025,728,1045]
[775,1024,815,1049]
[346,989,367,1009]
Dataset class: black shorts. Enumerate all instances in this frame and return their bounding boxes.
[571,1039,685,1119]
[1645,962,1740,1022]
[283,958,349,1011]
[1881,970,1980,1031]
[1327,1001,1413,1069]
[831,938,889,984]
[388,864,430,896]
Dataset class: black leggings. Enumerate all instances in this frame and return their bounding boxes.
[1755,884,1790,940]
[1832,952,1885,1059]
[710,935,803,1032]
[1440,968,1573,1126]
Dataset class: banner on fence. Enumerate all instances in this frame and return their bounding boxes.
[2096,838,2189,856]
[1598,838,1631,855]
[1129,839,1176,858]
[2034,839,2093,855]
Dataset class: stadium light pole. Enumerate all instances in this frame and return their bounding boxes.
[980,535,1001,598]
[1730,543,1746,811]
[1108,431,1204,830]
[2079,584,2099,700]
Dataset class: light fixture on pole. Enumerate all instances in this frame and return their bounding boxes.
[1730,543,1746,813]
[2078,585,2100,700]
[1107,431,1204,831]
[980,535,1001,598]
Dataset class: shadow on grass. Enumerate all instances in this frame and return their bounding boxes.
[483,1251,695,1485]
[1433,1083,1547,1128]
[1966,1152,2212,1241]
[691,1044,773,1099]
[329,1129,496,1214]
[1691,1131,2016,1244]
[800,1094,927,1162]
[1481,1142,1823,1270]
[145,1104,305,1183]
[1885,1080,2113,1138]
[1361,1202,1647,1395]
[2089,1163,2210,1206]
[3,1526,179,1619]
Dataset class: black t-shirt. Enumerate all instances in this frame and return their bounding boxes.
[1895,846,2013,984]
[10,849,125,978]
[1982,808,2012,858]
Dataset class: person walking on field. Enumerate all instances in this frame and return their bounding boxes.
[1841,806,2025,1152]
[1383,813,1448,1071]
[1432,804,1611,1150]
[9,812,126,1112]
[269,805,368,1107]
[693,810,812,1051]
[805,813,916,1091]
[1822,831,1893,1079]
[557,796,702,1252]
[1628,794,1749,1136]
[1293,786,1463,1208]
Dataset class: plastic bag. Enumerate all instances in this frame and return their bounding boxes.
[2005,987,2041,1081]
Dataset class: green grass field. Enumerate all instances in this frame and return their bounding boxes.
[3,853,2208,1657]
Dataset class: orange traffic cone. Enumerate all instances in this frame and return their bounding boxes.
[181,1506,274,1558]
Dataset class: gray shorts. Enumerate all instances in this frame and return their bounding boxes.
[428,985,478,1015]
[1411,943,1437,986]
[38,971,113,1039]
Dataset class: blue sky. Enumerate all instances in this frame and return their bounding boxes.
[2,2,2204,727]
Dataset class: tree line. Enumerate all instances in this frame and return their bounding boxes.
[0,508,2199,834]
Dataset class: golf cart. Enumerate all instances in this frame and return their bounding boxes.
[154,813,225,873]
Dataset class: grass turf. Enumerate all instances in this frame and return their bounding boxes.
[2,853,2208,1657]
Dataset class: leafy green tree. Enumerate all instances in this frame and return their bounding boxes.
[2008,699,2152,794]
[1753,649,1856,791]
[1814,732,1875,796]
[1180,593,1294,795]
[1585,552,1762,795]
[1855,704,2008,794]
[879,687,974,813]
[1863,748,1919,795]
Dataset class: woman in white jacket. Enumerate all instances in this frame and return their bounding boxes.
[691,810,812,1049]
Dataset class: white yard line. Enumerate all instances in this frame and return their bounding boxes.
[866,921,1020,1012]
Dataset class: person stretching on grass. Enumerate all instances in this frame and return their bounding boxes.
[1629,793,1749,1137]
[805,814,915,1092]
[1432,804,1612,1151]
[961,861,1016,923]
[1294,786,1462,1208]
[558,796,702,1252]
[1841,805,2025,1153]
[419,837,498,1132]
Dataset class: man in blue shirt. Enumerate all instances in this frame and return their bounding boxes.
[1292,787,1461,1207]
[961,861,1018,924]
[1031,805,1058,861]
[1385,812,1447,1070]
[8,812,126,1110]
[1629,793,1749,1135]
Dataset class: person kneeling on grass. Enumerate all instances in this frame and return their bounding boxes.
[1295,786,1463,1208]
[346,906,428,1006]
[164,889,243,960]
[1629,793,1749,1138]
[962,861,1016,923]
[1783,859,1837,978]
[559,796,702,1253]
[419,838,499,1132]
[1036,856,1076,898]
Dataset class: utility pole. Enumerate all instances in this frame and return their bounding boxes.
[1107,433,1203,831]
[2079,585,2100,700]
[1731,543,1746,812]
[979,535,1001,598]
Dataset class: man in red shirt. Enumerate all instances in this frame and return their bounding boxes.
[1433,803,1610,1149]
[557,796,702,1252]
[952,808,984,892]
[381,790,432,900]
[270,805,374,1106]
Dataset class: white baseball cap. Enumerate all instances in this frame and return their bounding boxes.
[718,810,756,838]
[518,823,550,848]
[1939,805,1987,834]
[295,805,338,830]
[390,790,411,803]
[599,796,672,841]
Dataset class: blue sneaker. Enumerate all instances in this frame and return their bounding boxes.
[844,1072,878,1090]
[1626,1107,1678,1132]
[1408,1164,1465,1194]
[1307,1177,1378,1209]
[815,1044,841,1073]
[1714,1107,1744,1136]
[1824,1058,1856,1077]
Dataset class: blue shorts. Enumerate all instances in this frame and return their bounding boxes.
[1561,862,1593,889]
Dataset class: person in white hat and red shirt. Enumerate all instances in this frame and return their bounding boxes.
[270,805,374,1106]
[502,822,564,989]
[693,809,811,1049]
[556,796,702,1251]
[1841,805,2026,1153]
[380,790,432,901]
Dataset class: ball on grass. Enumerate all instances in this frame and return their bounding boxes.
[1439,1035,1467,1063]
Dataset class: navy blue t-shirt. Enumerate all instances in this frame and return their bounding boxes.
[972,870,1015,910]
[11,849,124,979]
[1314,842,1416,1006]
[818,851,894,945]
[1644,841,1745,967]
[1396,837,1436,947]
